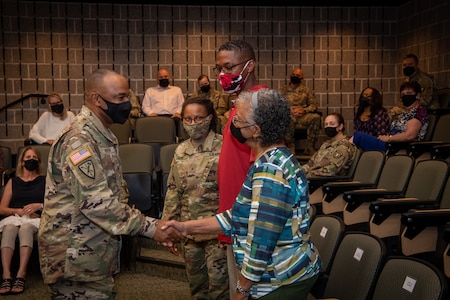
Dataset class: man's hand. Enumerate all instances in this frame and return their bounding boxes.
[153,220,185,246]
[160,220,188,238]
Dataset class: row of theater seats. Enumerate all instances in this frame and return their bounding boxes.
[308,215,448,300]
[307,142,450,298]
[110,115,223,146]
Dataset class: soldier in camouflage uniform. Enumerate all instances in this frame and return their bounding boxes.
[279,68,322,155]
[188,75,230,132]
[161,97,229,300]
[38,69,181,300]
[302,112,357,177]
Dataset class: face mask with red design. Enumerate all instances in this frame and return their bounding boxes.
[218,61,251,94]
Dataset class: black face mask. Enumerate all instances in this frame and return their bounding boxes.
[324,126,339,138]
[401,94,417,107]
[359,97,371,107]
[230,122,248,144]
[51,103,64,114]
[102,99,132,124]
[159,79,170,88]
[24,159,39,171]
[403,66,416,77]
[200,85,211,93]
[290,76,301,85]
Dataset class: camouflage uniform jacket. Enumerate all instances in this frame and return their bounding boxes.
[38,105,158,284]
[279,84,318,114]
[407,70,435,107]
[189,88,229,117]
[302,137,357,177]
[161,130,222,242]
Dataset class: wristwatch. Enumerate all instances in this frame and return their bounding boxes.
[236,280,250,297]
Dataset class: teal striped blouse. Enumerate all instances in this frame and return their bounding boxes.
[216,146,321,298]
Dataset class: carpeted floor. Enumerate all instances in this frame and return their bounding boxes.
[5,268,190,300]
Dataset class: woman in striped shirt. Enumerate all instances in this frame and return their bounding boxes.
[163,88,321,300]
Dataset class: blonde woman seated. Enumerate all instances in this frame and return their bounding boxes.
[29,93,75,145]
[0,146,45,295]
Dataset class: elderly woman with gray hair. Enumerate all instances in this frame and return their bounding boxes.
[163,88,321,300]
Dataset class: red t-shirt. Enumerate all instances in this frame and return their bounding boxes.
[217,85,268,243]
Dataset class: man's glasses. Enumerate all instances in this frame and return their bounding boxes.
[183,116,207,124]
[212,60,249,76]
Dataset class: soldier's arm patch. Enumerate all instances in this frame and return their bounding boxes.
[69,146,92,165]
[333,150,344,159]
[78,159,95,179]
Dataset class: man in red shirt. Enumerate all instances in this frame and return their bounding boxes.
[214,40,268,298]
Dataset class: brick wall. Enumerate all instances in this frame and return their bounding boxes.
[1,1,449,154]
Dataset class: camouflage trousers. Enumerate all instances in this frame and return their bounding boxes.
[181,239,229,300]
[286,113,322,149]
[47,277,116,300]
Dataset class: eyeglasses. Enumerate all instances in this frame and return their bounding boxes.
[183,116,208,124]
[213,60,250,76]
[232,115,255,128]
[49,101,63,106]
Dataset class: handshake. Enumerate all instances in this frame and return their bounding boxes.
[152,219,189,246]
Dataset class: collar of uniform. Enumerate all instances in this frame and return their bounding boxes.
[80,105,117,144]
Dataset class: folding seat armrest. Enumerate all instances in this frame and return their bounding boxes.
[322,181,376,203]
[369,198,437,225]
[1,168,16,186]
[408,141,446,158]
[401,208,450,239]
[386,141,411,156]
[432,143,450,159]
[343,188,404,212]
[308,175,351,193]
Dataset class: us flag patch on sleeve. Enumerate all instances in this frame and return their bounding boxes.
[69,146,92,165]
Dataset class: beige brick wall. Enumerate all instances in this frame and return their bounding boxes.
[1,1,450,154]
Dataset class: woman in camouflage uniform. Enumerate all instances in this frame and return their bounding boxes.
[161,97,229,300]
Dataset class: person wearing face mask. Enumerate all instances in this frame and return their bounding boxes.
[37,69,183,299]
[214,40,269,299]
[353,87,390,137]
[161,89,321,300]
[141,68,185,136]
[188,75,229,131]
[302,112,357,178]
[160,97,228,300]
[0,146,45,295]
[350,81,429,152]
[389,53,438,119]
[28,93,76,145]
[279,68,322,155]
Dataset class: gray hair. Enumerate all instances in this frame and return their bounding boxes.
[234,88,291,147]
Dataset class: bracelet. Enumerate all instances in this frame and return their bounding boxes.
[236,280,251,297]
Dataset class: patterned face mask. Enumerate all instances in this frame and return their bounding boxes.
[182,115,212,140]
[218,60,251,94]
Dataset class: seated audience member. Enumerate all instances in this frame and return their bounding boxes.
[354,87,390,137]
[389,53,437,119]
[279,68,321,155]
[351,81,429,152]
[128,88,142,127]
[0,146,45,295]
[28,93,76,145]
[302,112,357,177]
[141,68,185,135]
[188,74,229,130]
